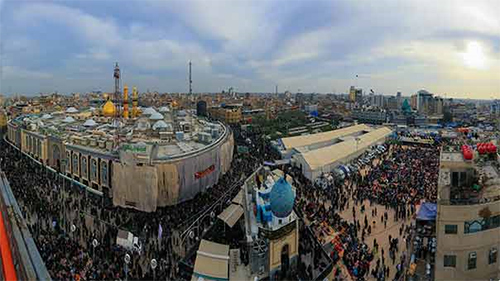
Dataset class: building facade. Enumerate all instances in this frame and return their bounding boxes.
[435,149,500,281]
[7,107,234,212]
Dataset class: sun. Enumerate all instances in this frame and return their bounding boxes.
[462,41,487,70]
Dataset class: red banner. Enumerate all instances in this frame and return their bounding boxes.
[195,165,215,179]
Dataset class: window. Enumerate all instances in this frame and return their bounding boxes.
[489,248,497,264]
[91,159,97,181]
[465,215,500,234]
[444,255,456,267]
[468,252,477,270]
[445,225,457,234]
[451,171,459,187]
[465,220,483,233]
[81,157,87,178]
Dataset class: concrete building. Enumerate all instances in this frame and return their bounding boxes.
[209,105,242,124]
[349,86,363,103]
[6,104,234,212]
[369,94,385,108]
[352,110,387,124]
[435,147,500,281]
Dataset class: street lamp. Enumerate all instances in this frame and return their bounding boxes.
[124,253,131,281]
[151,258,158,281]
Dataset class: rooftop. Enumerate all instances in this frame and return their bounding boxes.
[439,145,500,205]
[10,106,226,161]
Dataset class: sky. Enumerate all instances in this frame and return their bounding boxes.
[0,0,499,99]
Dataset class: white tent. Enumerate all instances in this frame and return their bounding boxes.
[83,119,97,127]
[159,106,171,113]
[143,107,157,115]
[149,112,164,120]
[66,107,78,113]
[63,116,76,123]
[152,120,168,131]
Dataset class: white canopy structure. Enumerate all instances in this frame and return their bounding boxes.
[159,106,170,113]
[149,112,164,120]
[66,107,78,113]
[63,116,76,123]
[143,107,157,115]
[83,119,97,127]
[152,120,168,131]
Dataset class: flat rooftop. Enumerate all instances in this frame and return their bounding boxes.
[439,149,500,205]
[10,106,226,160]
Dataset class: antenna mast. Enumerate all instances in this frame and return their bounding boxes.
[189,61,193,95]
[113,62,121,149]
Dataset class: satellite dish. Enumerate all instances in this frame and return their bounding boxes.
[92,239,99,248]
[71,224,76,233]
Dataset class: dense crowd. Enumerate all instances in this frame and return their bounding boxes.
[293,142,440,281]
[0,125,278,281]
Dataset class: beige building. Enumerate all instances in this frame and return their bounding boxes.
[209,106,242,124]
[435,149,500,281]
[7,106,234,212]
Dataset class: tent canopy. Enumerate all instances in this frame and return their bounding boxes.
[416,203,437,221]
[193,240,229,281]
[231,189,244,206]
[217,204,244,228]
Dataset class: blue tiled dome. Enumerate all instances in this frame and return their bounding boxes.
[269,177,295,218]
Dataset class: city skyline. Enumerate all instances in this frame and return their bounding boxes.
[1,0,499,99]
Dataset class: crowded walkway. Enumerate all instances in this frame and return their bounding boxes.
[0,125,278,281]
[293,143,440,281]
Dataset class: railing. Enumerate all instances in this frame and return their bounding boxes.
[439,194,500,205]
[0,172,52,281]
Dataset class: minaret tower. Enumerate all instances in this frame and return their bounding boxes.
[123,84,129,119]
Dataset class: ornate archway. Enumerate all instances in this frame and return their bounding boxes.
[52,145,61,171]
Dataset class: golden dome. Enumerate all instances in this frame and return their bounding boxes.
[102,100,116,117]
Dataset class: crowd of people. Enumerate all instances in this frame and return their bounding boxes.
[293,142,440,281]
[0,125,278,281]
[0,120,443,281]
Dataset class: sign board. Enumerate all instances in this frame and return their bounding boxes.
[121,143,149,155]
[237,145,249,154]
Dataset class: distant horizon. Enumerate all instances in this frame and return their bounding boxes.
[1,90,498,102]
[1,0,499,99]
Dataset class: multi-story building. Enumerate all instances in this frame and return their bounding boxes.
[0,109,7,134]
[6,104,234,212]
[349,86,363,103]
[490,100,500,116]
[208,105,242,124]
[411,90,434,114]
[435,147,500,281]
[352,109,387,124]
[369,94,385,108]
[385,96,398,110]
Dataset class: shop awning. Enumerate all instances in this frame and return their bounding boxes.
[192,240,230,281]
[217,204,244,228]
[416,203,437,221]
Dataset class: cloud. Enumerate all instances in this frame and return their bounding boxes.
[1,0,499,97]
[2,66,53,79]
